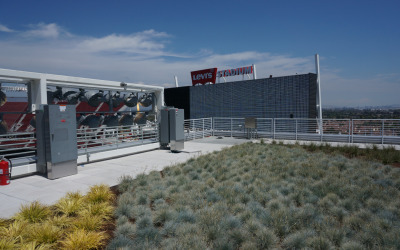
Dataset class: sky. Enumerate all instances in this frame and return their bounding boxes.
[0,0,399,107]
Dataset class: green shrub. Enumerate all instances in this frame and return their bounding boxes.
[176,209,196,224]
[0,237,18,249]
[0,218,11,228]
[134,226,161,248]
[253,227,278,249]
[26,222,62,244]
[73,215,104,231]
[136,173,148,186]
[109,142,400,249]
[115,222,136,238]
[107,234,134,249]
[282,230,314,249]
[118,175,135,193]
[341,240,364,250]
[55,196,84,216]
[14,201,51,223]
[161,221,178,237]
[0,220,28,240]
[306,236,332,249]
[79,202,113,220]
[85,184,115,204]
[1,183,115,250]
[323,227,345,247]
[61,229,106,249]
[47,215,73,230]
[153,208,174,227]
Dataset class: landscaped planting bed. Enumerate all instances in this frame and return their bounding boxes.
[0,184,115,249]
[109,142,400,249]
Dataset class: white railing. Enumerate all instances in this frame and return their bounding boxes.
[184,117,400,145]
[77,123,159,154]
[184,118,213,141]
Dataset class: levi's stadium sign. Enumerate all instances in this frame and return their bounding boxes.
[191,65,254,86]
[217,65,253,78]
[191,68,218,86]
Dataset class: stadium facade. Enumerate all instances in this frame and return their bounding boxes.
[165,73,318,120]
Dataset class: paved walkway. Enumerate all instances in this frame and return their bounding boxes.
[0,137,248,218]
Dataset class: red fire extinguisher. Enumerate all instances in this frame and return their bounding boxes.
[0,156,12,186]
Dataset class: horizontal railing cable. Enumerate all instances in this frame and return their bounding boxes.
[184,117,400,145]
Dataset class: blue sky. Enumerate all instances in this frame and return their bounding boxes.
[0,0,399,107]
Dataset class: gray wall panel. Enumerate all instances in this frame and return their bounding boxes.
[188,73,317,119]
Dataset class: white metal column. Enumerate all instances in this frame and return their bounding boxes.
[315,54,323,134]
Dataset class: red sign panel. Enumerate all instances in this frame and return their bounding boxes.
[191,68,217,86]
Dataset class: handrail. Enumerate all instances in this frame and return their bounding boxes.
[184,117,400,145]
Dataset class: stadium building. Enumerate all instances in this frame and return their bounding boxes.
[165,67,321,120]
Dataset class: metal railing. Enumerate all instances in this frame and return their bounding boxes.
[184,118,213,141]
[184,117,400,145]
[0,131,36,158]
[77,123,159,154]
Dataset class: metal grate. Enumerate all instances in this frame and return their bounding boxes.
[189,74,316,119]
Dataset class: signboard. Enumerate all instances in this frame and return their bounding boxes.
[191,68,217,86]
[190,65,254,86]
[217,65,253,78]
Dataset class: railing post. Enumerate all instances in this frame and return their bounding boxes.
[273,118,275,140]
[84,128,87,152]
[231,118,233,137]
[382,120,384,145]
[141,125,144,143]
[212,117,214,136]
[348,119,351,143]
[191,119,193,140]
[202,119,205,138]
[351,120,354,144]
[320,118,323,142]
[116,126,119,148]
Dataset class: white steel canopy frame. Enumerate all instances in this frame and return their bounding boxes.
[0,68,164,115]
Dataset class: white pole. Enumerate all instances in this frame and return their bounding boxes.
[252,64,257,80]
[174,76,179,87]
[315,54,323,134]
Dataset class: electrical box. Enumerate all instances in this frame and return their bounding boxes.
[160,108,184,152]
[36,104,77,179]
[245,117,257,129]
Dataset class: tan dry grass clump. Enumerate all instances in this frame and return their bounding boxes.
[0,184,114,249]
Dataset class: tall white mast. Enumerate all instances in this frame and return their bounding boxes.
[315,54,323,133]
[174,76,179,87]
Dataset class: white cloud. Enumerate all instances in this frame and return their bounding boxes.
[80,30,166,53]
[0,24,14,32]
[23,23,69,38]
[78,30,189,59]
[0,22,398,107]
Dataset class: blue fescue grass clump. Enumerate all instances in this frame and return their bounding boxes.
[109,142,400,249]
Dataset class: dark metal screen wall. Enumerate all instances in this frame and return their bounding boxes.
[189,73,317,119]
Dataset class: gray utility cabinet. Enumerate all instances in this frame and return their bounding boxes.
[160,108,184,151]
[36,104,78,179]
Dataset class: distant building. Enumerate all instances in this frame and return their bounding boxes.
[164,73,318,119]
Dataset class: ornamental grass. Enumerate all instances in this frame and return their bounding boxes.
[109,142,400,249]
[0,184,114,249]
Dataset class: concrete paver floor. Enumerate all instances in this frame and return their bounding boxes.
[0,137,249,218]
